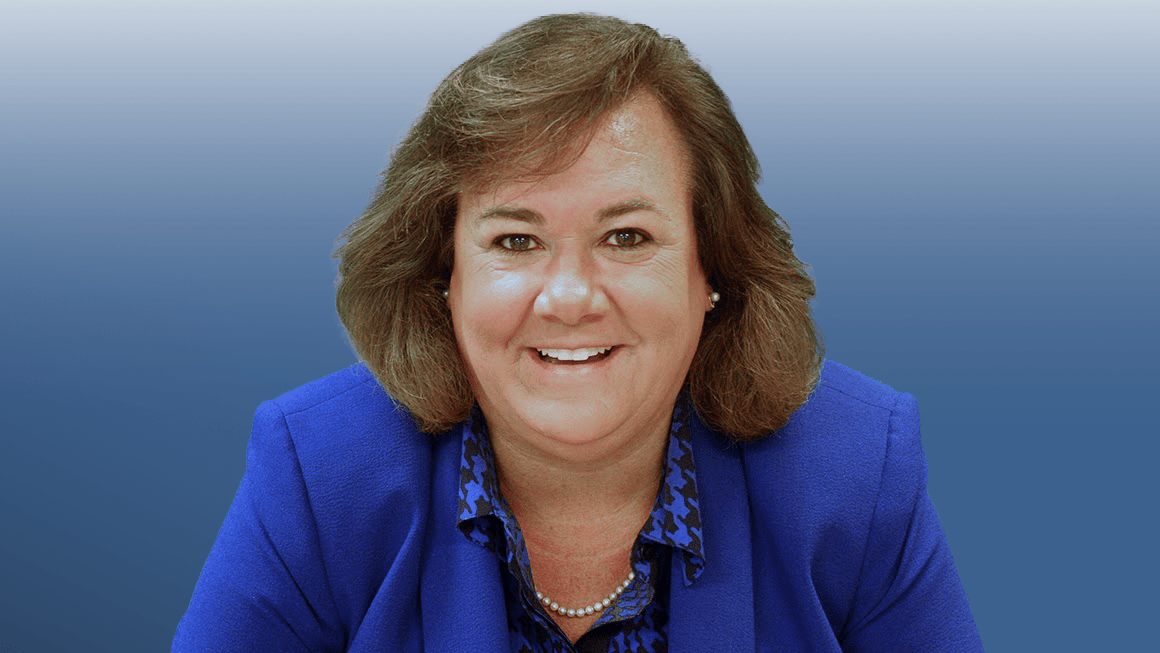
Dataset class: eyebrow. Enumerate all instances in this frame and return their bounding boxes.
[474,198,668,226]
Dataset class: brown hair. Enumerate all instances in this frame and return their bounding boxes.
[335,13,822,440]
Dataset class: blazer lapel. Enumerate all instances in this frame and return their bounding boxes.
[669,413,756,652]
[418,427,509,650]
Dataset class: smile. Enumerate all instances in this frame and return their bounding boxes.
[535,346,615,363]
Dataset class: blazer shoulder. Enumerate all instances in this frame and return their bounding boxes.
[253,363,438,515]
[267,363,384,416]
[814,359,911,413]
[739,360,923,550]
[743,359,915,491]
[261,363,434,455]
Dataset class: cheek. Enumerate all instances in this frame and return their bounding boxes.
[614,249,704,318]
[451,263,535,354]
[613,280,703,358]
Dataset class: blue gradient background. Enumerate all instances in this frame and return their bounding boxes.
[2,1,1156,651]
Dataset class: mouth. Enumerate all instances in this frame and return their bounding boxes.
[534,346,617,364]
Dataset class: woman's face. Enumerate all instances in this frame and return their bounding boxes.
[449,94,712,459]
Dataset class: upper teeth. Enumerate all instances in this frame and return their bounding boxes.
[537,347,611,361]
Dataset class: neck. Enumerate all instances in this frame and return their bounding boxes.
[484,408,672,645]
[490,415,669,527]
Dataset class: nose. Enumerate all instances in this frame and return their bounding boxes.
[533,250,606,325]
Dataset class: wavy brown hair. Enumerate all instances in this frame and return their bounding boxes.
[335,13,822,440]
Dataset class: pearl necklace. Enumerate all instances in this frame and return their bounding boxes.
[535,571,636,618]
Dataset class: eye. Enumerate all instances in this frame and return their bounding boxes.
[605,229,647,248]
[496,234,537,252]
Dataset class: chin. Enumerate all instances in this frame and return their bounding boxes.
[517,398,625,446]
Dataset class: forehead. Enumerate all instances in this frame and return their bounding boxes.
[458,94,691,212]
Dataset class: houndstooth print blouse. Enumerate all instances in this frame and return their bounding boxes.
[457,393,705,652]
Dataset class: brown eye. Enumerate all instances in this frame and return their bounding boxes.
[499,235,535,251]
[607,230,645,248]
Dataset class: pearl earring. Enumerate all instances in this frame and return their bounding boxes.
[709,291,720,309]
[442,289,449,300]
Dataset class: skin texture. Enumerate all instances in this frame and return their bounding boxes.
[449,93,713,642]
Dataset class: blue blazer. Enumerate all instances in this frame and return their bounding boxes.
[174,361,983,652]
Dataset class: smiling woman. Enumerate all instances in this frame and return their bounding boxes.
[175,13,984,652]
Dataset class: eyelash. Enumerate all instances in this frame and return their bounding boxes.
[493,229,650,253]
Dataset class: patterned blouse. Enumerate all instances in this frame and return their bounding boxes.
[456,394,705,653]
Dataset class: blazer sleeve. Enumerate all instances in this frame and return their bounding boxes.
[173,400,345,652]
[840,392,985,652]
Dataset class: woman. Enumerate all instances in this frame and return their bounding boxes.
[175,14,983,652]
